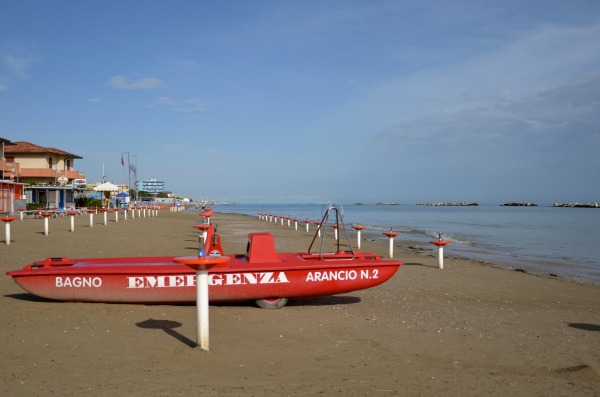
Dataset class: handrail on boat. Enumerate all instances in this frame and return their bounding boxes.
[307,202,356,261]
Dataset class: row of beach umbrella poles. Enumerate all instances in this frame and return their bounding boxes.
[256,212,451,267]
[1,204,187,245]
[256,212,400,257]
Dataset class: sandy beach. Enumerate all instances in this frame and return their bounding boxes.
[1,209,599,396]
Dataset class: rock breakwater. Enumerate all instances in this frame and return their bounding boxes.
[553,202,600,208]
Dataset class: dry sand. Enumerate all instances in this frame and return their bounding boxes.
[1,209,599,396]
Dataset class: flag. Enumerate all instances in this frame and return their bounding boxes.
[129,163,137,177]
[121,155,124,166]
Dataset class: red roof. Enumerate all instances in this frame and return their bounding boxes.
[4,141,83,159]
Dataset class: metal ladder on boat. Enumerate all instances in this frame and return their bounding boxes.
[307,202,356,260]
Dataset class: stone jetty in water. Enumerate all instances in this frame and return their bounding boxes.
[553,202,600,208]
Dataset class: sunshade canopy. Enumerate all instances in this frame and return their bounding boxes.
[93,182,119,192]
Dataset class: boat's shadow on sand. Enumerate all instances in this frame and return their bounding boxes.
[5,293,361,307]
[5,293,57,302]
[213,295,361,308]
[287,295,361,306]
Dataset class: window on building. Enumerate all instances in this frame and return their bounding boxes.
[48,157,53,169]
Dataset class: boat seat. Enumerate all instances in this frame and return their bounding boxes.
[246,233,279,263]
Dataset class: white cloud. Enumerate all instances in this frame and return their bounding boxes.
[2,53,35,79]
[147,96,177,107]
[167,58,202,72]
[108,75,165,90]
[370,73,600,174]
[146,96,207,113]
[0,44,39,90]
[305,19,600,143]
[174,98,207,113]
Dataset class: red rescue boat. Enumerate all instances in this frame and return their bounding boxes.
[7,204,403,308]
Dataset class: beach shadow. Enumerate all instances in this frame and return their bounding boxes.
[402,262,436,268]
[211,295,361,309]
[136,319,196,348]
[4,293,58,303]
[287,295,361,307]
[568,323,600,332]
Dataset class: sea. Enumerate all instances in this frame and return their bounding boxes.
[209,202,600,283]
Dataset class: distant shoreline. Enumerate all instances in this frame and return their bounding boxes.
[209,201,600,208]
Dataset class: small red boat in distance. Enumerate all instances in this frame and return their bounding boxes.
[7,204,403,308]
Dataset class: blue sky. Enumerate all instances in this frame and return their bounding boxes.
[1,1,599,203]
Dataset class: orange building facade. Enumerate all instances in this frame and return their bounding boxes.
[1,138,86,212]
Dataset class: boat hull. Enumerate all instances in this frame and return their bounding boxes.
[7,253,401,305]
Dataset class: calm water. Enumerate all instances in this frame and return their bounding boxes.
[210,202,600,282]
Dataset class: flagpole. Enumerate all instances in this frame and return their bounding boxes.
[134,155,138,203]
[127,153,131,202]
[121,152,130,199]
[129,155,138,204]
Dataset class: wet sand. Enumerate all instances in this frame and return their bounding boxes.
[1,209,599,396]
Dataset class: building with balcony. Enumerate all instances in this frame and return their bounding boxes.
[2,140,86,210]
[5,141,85,185]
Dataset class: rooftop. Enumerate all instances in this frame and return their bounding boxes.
[4,141,83,159]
